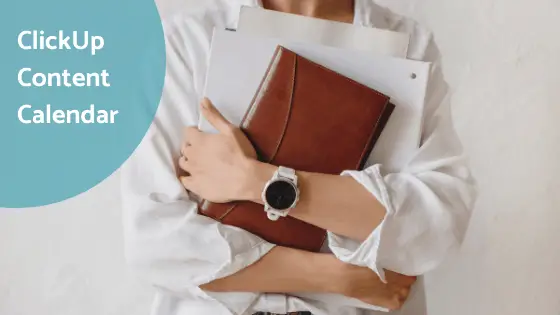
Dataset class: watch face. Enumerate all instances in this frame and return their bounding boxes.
[265,180,297,210]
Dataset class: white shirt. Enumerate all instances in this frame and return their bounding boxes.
[120,0,477,314]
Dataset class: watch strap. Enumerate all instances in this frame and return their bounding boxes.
[277,166,296,180]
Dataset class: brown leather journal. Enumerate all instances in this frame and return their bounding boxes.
[199,46,394,252]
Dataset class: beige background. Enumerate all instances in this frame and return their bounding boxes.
[1,0,560,314]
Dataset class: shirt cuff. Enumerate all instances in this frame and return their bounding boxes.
[199,237,276,285]
[327,164,393,282]
[197,240,276,315]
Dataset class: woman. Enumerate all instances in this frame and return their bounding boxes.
[121,0,477,314]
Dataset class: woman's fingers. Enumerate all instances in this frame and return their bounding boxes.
[384,270,417,286]
[178,155,190,173]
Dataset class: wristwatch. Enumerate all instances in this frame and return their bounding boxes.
[262,166,299,221]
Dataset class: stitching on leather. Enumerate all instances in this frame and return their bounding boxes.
[218,204,238,221]
[268,51,297,162]
[279,47,390,170]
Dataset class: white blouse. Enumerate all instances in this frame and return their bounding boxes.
[120,0,477,314]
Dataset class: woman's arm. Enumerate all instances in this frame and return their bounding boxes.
[200,246,415,311]
[125,14,413,311]
[244,162,386,241]
[202,247,333,293]
[180,99,386,242]
[180,38,476,279]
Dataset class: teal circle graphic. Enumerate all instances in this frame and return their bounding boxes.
[0,0,165,207]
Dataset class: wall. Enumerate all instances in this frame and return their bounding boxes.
[1,0,559,314]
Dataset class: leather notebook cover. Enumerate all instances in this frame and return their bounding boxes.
[199,46,394,252]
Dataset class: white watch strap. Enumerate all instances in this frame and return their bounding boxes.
[277,166,296,180]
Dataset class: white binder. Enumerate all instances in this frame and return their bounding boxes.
[237,6,410,58]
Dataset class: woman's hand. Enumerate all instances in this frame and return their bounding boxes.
[331,260,416,310]
[178,98,273,203]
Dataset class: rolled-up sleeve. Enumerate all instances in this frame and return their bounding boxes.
[120,15,274,300]
[328,38,477,280]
